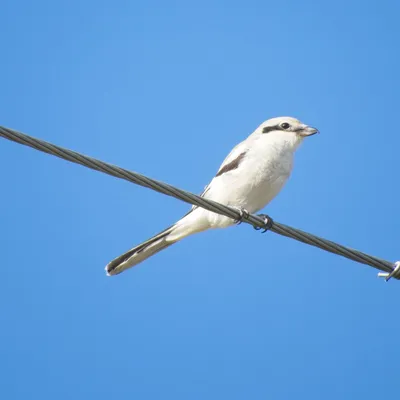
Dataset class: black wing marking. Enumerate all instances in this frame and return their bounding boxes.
[216,151,247,177]
[188,149,248,213]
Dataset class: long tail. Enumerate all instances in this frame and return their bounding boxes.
[106,209,211,276]
[105,225,177,276]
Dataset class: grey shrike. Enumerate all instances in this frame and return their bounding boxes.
[106,116,318,276]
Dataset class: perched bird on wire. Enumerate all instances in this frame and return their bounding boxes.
[106,116,318,276]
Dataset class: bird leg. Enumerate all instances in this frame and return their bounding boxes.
[254,214,274,233]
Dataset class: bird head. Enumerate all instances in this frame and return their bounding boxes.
[259,117,319,139]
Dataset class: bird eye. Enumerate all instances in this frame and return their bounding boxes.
[280,122,291,130]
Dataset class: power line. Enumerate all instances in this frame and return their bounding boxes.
[0,125,398,281]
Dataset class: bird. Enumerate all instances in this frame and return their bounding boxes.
[106,116,318,276]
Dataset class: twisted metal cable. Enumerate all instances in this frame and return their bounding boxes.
[0,125,398,280]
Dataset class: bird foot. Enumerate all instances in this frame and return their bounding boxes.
[233,207,250,225]
[254,214,274,233]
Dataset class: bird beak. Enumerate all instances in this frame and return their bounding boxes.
[299,125,319,137]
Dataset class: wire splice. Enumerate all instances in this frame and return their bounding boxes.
[378,261,400,281]
[0,124,398,281]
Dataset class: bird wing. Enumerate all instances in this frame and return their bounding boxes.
[188,139,250,213]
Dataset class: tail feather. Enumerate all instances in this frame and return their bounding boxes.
[105,209,211,276]
[106,225,176,276]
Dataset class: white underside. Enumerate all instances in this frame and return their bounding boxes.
[167,131,300,242]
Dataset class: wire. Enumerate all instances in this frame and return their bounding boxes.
[0,125,398,280]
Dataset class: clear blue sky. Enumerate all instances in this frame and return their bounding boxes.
[1,1,399,398]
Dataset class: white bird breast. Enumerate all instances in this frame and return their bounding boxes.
[199,132,299,228]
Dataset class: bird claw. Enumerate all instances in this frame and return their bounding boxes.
[254,214,274,233]
[234,207,250,225]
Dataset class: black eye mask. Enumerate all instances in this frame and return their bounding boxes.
[262,124,288,134]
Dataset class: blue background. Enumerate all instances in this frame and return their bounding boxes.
[1,1,399,398]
